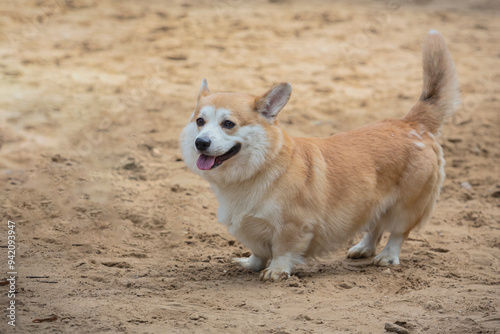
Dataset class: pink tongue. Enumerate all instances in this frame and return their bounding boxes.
[196,154,216,170]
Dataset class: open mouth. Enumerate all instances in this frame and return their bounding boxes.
[196,143,241,170]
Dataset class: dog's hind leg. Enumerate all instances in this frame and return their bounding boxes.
[372,203,427,266]
[373,231,409,265]
[373,174,441,266]
[347,223,383,259]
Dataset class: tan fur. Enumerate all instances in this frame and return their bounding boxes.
[194,93,265,128]
[404,31,460,133]
[180,31,460,281]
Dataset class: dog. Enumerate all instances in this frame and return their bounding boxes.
[180,31,460,281]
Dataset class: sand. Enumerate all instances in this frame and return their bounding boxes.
[0,0,499,333]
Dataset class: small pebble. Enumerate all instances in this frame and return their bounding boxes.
[189,313,205,321]
[385,322,409,334]
[461,181,472,190]
[338,282,353,289]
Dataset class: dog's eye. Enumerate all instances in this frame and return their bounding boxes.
[196,118,205,127]
[222,120,235,129]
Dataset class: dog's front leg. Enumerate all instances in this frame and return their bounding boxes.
[260,230,313,282]
[232,254,268,272]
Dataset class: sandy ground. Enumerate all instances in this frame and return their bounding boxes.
[0,0,499,333]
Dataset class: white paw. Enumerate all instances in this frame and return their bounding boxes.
[373,253,399,266]
[347,244,376,259]
[260,268,290,282]
[258,254,296,281]
[232,254,266,272]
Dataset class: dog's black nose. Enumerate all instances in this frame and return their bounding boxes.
[195,137,211,151]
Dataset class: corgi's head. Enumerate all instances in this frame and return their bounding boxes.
[180,79,291,185]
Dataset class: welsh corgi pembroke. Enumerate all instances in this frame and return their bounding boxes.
[180,31,460,281]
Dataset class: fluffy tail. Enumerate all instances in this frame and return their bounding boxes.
[404,30,460,134]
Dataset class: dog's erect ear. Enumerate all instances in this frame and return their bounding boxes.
[197,78,211,101]
[255,83,292,123]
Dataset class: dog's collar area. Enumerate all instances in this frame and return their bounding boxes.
[197,143,241,170]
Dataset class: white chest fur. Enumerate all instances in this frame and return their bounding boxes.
[213,183,282,258]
